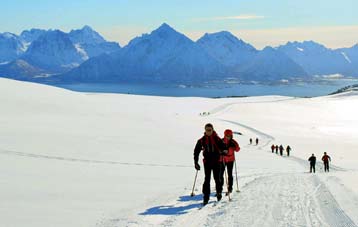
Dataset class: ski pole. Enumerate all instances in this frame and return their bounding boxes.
[190,170,199,197]
[234,159,240,192]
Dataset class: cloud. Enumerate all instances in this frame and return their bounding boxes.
[193,14,265,22]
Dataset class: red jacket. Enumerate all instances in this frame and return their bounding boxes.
[322,154,331,162]
[222,138,240,163]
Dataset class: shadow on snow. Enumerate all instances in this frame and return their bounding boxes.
[139,194,203,215]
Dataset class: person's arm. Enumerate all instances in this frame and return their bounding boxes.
[193,139,202,164]
[231,140,240,152]
[329,156,331,162]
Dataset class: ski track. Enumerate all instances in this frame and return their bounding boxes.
[0,148,192,168]
[120,110,357,227]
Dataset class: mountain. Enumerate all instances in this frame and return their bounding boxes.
[68,25,121,59]
[0,32,25,62]
[238,47,308,81]
[19,28,47,48]
[61,23,226,83]
[336,44,358,75]
[0,59,46,80]
[277,41,356,76]
[197,31,258,68]
[21,30,86,72]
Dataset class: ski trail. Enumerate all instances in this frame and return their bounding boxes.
[208,97,297,116]
[0,148,192,168]
[153,174,357,227]
[217,118,275,148]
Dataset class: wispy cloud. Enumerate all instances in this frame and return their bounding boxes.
[193,14,265,22]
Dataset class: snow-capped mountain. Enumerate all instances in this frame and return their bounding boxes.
[62,23,226,82]
[277,41,356,76]
[19,28,47,49]
[197,31,258,68]
[69,25,121,59]
[239,46,308,81]
[21,30,86,72]
[337,44,358,74]
[0,32,25,62]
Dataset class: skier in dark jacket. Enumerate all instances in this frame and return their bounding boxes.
[279,145,284,156]
[286,145,291,156]
[271,144,275,153]
[194,123,226,205]
[250,138,253,145]
[308,154,316,173]
[220,129,240,194]
[255,138,259,145]
[275,145,279,154]
[322,152,331,172]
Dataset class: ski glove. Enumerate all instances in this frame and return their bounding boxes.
[195,162,201,170]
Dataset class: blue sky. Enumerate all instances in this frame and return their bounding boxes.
[1,0,357,48]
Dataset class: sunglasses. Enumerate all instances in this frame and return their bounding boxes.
[205,128,213,132]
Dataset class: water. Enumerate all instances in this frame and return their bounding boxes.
[54,79,358,98]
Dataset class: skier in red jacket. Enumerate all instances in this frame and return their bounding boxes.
[220,129,240,194]
[271,144,275,153]
[321,152,331,172]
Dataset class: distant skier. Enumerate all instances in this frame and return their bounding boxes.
[255,138,259,145]
[321,152,331,172]
[194,123,226,205]
[308,154,316,173]
[275,145,279,154]
[249,138,253,145]
[271,144,275,153]
[220,129,240,194]
[279,145,284,156]
[286,145,291,156]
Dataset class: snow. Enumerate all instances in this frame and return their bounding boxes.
[341,51,352,63]
[297,47,304,51]
[0,78,358,227]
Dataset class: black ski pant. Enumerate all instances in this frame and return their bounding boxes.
[310,163,316,173]
[324,161,329,172]
[203,161,223,201]
[221,161,234,192]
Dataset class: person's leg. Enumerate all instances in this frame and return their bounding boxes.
[213,163,223,199]
[202,162,212,203]
[324,162,327,172]
[226,162,234,192]
[310,164,313,173]
[313,164,316,173]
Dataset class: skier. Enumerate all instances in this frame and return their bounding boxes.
[255,138,259,145]
[249,138,253,145]
[275,145,279,154]
[271,144,275,153]
[321,152,331,172]
[220,129,240,194]
[308,154,316,173]
[279,145,284,156]
[286,145,291,156]
[194,123,226,205]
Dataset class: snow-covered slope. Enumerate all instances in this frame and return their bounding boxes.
[197,31,258,68]
[1,78,358,227]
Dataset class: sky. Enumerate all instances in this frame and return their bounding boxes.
[1,0,357,49]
